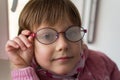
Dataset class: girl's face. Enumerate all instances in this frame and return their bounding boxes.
[34,20,82,75]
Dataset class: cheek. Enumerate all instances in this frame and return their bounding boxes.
[71,42,82,59]
[72,42,81,53]
[34,41,54,65]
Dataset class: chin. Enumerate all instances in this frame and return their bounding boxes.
[53,67,72,75]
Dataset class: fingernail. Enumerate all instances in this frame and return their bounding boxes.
[30,33,36,38]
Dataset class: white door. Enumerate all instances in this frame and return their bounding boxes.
[8,0,29,39]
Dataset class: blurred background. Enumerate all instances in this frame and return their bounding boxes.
[0,0,120,80]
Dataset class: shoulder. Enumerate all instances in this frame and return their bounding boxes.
[85,49,120,76]
[82,44,111,64]
[83,48,120,80]
[87,49,115,66]
[86,49,116,69]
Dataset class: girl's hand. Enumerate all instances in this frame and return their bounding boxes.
[5,30,34,70]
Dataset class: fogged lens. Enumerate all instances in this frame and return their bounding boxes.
[65,26,82,42]
[36,28,57,44]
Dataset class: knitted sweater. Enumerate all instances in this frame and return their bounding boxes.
[11,48,120,80]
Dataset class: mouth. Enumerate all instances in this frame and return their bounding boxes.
[52,56,73,62]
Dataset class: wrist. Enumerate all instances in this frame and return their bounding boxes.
[10,63,29,70]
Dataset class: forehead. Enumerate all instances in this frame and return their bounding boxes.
[34,17,74,32]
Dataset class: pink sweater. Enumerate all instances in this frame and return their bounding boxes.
[11,49,120,80]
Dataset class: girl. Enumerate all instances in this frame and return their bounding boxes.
[5,0,120,80]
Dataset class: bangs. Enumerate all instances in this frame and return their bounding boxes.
[19,0,81,33]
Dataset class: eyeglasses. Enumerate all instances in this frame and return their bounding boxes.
[33,26,87,45]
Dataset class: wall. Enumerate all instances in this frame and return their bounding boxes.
[87,0,120,69]
[0,0,9,59]
[0,0,11,80]
[73,0,120,69]
[0,59,11,80]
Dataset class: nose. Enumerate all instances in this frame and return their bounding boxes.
[55,34,69,51]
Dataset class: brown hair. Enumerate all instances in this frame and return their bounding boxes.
[18,0,81,34]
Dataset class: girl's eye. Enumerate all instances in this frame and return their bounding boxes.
[39,33,52,40]
[43,34,53,40]
[36,29,58,44]
[38,32,57,43]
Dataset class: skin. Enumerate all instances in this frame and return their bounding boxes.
[34,18,83,75]
[5,30,34,69]
[5,19,83,75]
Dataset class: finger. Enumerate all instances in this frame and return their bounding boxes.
[5,40,19,52]
[21,30,31,36]
[13,37,27,51]
[19,34,32,48]
[28,33,35,42]
[5,40,20,60]
[21,30,35,42]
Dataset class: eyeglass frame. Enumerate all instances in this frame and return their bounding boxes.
[30,25,87,45]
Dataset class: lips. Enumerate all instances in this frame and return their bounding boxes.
[53,56,73,61]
